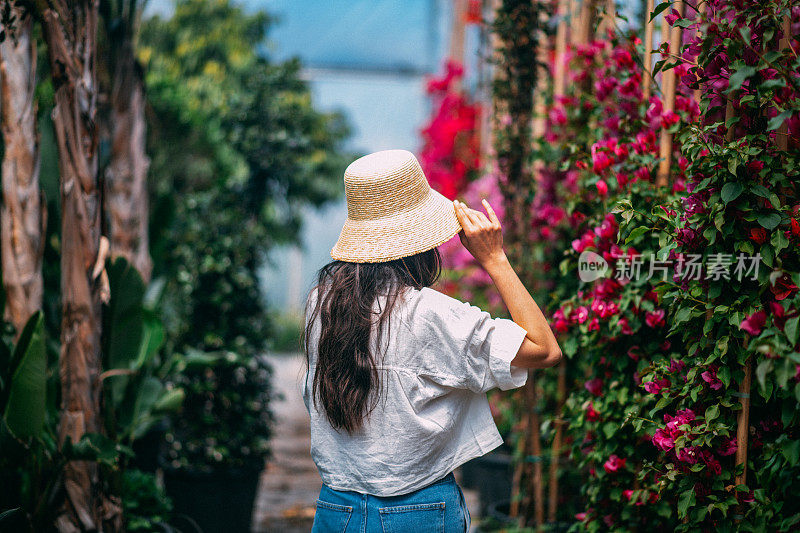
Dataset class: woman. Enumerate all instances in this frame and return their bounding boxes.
[303,149,561,532]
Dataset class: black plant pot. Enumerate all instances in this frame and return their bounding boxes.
[162,464,261,533]
[131,420,169,473]
[458,448,513,514]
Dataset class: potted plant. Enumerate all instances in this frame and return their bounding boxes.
[161,349,273,533]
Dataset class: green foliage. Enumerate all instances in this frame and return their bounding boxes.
[103,257,183,444]
[2,312,46,440]
[163,349,273,471]
[138,0,351,470]
[121,469,174,532]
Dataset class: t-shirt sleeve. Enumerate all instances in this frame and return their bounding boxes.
[414,288,529,393]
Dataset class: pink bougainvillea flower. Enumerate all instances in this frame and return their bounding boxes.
[665,8,681,25]
[643,380,662,394]
[677,446,700,465]
[746,159,764,173]
[596,179,609,196]
[701,368,723,390]
[645,309,665,328]
[667,359,686,374]
[575,306,589,324]
[603,454,626,474]
[771,273,799,301]
[619,317,633,335]
[652,428,674,451]
[739,310,767,335]
[717,438,737,456]
[575,512,588,522]
[586,402,600,421]
[585,378,603,397]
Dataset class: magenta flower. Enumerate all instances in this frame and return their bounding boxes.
[701,368,723,390]
[652,428,674,451]
[596,180,609,196]
[585,378,603,397]
[585,402,600,421]
[643,381,662,394]
[645,309,665,328]
[677,446,700,465]
[739,310,767,336]
[717,438,737,456]
[575,306,589,324]
[603,454,626,474]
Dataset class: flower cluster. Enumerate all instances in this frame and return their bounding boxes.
[419,60,481,199]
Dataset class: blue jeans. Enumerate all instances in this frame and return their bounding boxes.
[312,472,471,533]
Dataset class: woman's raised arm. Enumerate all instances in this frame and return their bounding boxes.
[453,198,562,369]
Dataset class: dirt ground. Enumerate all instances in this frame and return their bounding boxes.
[251,353,480,532]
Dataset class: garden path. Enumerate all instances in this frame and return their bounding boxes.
[252,352,480,532]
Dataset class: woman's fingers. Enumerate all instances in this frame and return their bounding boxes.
[454,200,473,231]
[482,199,501,228]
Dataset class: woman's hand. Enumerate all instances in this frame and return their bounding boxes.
[453,199,507,270]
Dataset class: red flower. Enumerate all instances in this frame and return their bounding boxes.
[771,273,799,301]
[746,159,764,173]
[603,454,626,474]
[586,402,601,421]
[739,310,767,335]
[749,228,768,244]
[596,180,609,196]
[464,0,483,24]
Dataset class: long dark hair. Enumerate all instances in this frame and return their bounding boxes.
[303,248,442,433]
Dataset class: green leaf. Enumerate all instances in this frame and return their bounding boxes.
[757,213,782,230]
[768,110,793,132]
[678,489,696,518]
[728,65,757,92]
[721,182,743,203]
[756,359,773,394]
[625,226,650,244]
[705,404,719,422]
[786,316,800,346]
[2,312,46,440]
[650,1,671,22]
[739,26,751,45]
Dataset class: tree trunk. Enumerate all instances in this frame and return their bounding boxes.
[105,37,152,282]
[0,7,46,339]
[37,0,120,530]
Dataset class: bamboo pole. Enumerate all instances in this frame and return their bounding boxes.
[735,356,752,487]
[692,1,707,106]
[642,0,655,101]
[543,6,570,520]
[598,0,616,36]
[523,371,545,527]
[547,360,567,522]
[450,0,467,65]
[656,0,683,187]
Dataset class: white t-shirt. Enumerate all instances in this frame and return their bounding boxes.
[302,284,528,496]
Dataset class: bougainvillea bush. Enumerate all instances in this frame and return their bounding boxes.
[539,24,697,530]
[502,0,799,531]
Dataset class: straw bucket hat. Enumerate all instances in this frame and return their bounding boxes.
[330,149,462,263]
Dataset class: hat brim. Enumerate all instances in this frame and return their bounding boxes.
[331,188,462,263]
